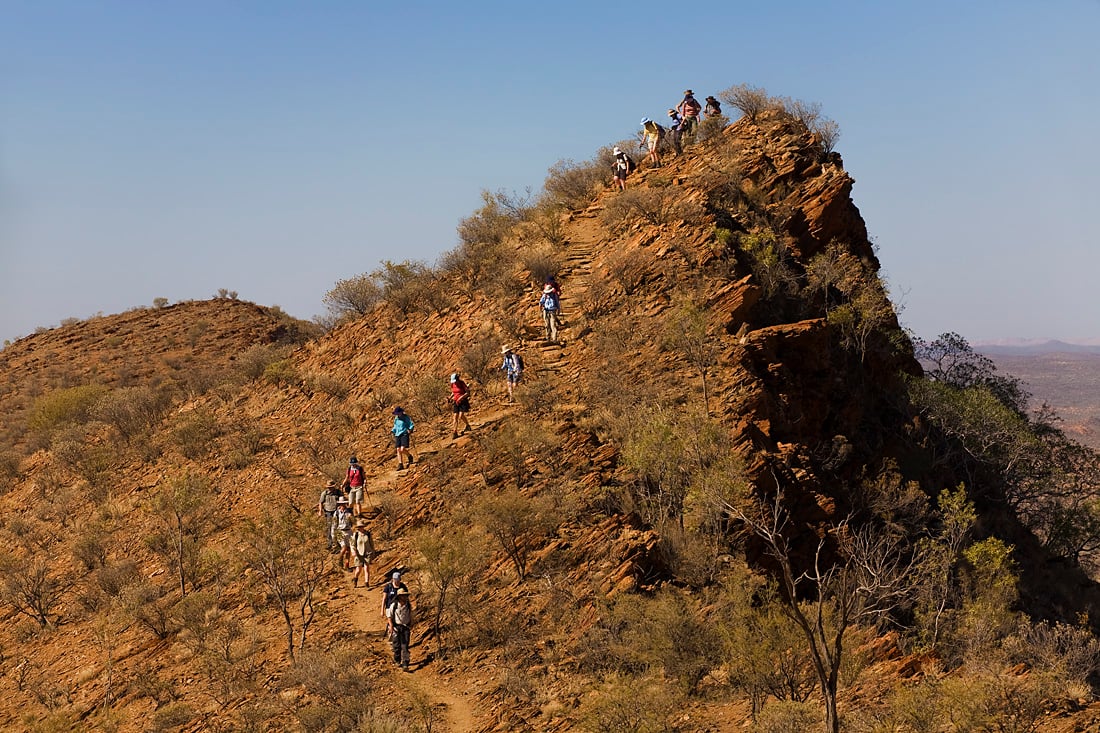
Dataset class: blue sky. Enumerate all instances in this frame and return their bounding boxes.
[2,1,1098,346]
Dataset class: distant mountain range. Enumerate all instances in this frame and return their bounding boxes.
[974,339,1100,356]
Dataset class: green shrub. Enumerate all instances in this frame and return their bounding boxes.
[27,384,111,434]
[577,673,681,733]
[263,358,300,387]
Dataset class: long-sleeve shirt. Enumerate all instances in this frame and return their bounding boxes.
[392,414,414,437]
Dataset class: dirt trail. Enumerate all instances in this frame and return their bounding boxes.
[343,587,479,733]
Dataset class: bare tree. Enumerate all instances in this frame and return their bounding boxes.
[0,555,72,627]
[724,489,916,733]
[413,523,488,649]
[148,472,219,596]
[238,510,326,659]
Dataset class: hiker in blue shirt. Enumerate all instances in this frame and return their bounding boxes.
[391,406,415,471]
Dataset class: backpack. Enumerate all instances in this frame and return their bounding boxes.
[512,353,524,371]
[541,291,559,312]
[624,154,636,174]
[322,489,341,513]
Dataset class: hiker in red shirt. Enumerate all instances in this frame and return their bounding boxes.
[677,89,702,145]
[448,373,472,439]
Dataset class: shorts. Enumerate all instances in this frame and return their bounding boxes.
[394,433,410,449]
[348,487,364,505]
[506,371,522,385]
[337,529,352,549]
[452,397,470,414]
[646,135,659,153]
[352,549,373,567]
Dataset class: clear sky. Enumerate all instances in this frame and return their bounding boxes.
[2,1,1097,346]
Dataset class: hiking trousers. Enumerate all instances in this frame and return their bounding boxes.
[391,624,411,668]
[542,309,559,341]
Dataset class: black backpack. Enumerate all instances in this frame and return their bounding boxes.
[624,154,636,174]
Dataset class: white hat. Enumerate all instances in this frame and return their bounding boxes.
[501,345,512,354]
[613,146,622,154]
[543,284,555,293]
[450,373,458,383]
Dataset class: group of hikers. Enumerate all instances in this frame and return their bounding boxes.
[613,88,723,188]
[317,460,417,670]
[312,349,539,670]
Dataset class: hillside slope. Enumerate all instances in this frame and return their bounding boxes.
[2,111,1098,732]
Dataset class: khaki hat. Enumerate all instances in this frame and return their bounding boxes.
[396,588,410,596]
[501,345,512,354]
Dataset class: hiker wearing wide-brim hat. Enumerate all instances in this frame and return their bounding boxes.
[387,587,415,670]
[350,520,375,588]
[677,89,702,145]
[704,95,722,118]
[500,345,524,403]
[318,479,346,551]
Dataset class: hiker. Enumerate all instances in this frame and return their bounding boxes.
[342,456,367,516]
[449,373,471,439]
[666,109,684,155]
[381,571,409,637]
[540,283,561,342]
[386,588,414,670]
[640,117,664,167]
[501,345,524,402]
[704,95,722,118]
[544,275,561,298]
[317,480,345,550]
[335,499,355,569]
[612,146,633,190]
[392,406,415,470]
[677,89,702,144]
[350,520,375,588]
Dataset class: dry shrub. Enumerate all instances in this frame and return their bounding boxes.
[696,113,729,143]
[577,673,682,733]
[459,337,501,387]
[608,248,654,296]
[236,343,293,381]
[171,408,222,459]
[476,485,559,579]
[302,371,349,399]
[521,245,563,286]
[93,385,172,441]
[543,156,609,210]
[600,187,707,235]
[753,699,819,733]
[720,83,779,122]
[283,645,373,732]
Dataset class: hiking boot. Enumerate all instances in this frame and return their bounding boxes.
[406,453,415,464]
[397,463,405,471]
[452,431,459,439]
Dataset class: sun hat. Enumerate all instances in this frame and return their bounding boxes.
[501,345,512,354]
[667,109,677,115]
[450,373,458,383]
[326,479,337,488]
[396,588,410,596]
[612,146,621,154]
[349,456,358,465]
[684,89,693,95]
[640,117,650,125]
[393,406,404,415]
[543,284,555,293]
[355,520,368,529]
[337,498,349,504]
